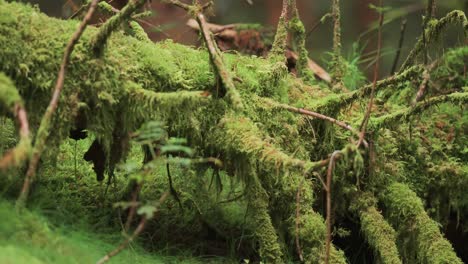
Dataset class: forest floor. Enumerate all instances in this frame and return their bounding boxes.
[0,124,235,264]
[0,199,232,264]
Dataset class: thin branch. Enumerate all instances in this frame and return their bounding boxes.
[91,0,147,56]
[422,0,436,65]
[331,0,341,60]
[165,0,243,109]
[124,183,142,231]
[306,13,332,40]
[390,18,407,75]
[331,0,343,86]
[400,10,467,70]
[370,91,468,130]
[413,60,438,105]
[166,157,183,210]
[0,73,30,170]
[0,103,31,170]
[17,0,100,207]
[96,191,170,264]
[270,0,292,58]
[295,177,305,262]
[325,150,341,264]
[263,98,368,147]
[357,0,384,148]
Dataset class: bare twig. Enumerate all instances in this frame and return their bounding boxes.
[17,0,100,207]
[357,0,384,148]
[325,150,341,264]
[96,191,170,264]
[124,183,142,231]
[166,157,183,210]
[390,18,407,75]
[306,13,332,40]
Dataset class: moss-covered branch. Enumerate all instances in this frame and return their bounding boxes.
[0,73,31,170]
[91,0,147,55]
[289,5,315,81]
[350,192,401,264]
[400,10,468,70]
[381,182,462,264]
[270,0,291,60]
[369,91,468,130]
[247,175,283,263]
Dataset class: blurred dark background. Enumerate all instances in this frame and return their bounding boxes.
[20,0,468,78]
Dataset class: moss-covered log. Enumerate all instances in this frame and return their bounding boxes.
[0,1,466,263]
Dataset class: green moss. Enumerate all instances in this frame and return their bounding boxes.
[351,192,401,264]
[1,1,467,262]
[381,182,462,264]
[290,16,315,82]
[0,73,22,111]
[369,92,468,131]
[128,21,151,42]
[0,200,224,264]
[247,175,283,263]
[401,10,468,69]
[91,0,147,56]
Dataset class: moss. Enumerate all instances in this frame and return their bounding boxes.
[0,72,22,111]
[128,21,151,42]
[1,1,467,262]
[350,192,401,264]
[368,92,468,131]
[290,16,315,82]
[247,174,283,263]
[270,15,288,61]
[401,10,468,70]
[381,182,462,264]
[91,0,147,56]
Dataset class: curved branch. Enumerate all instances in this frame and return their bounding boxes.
[400,10,468,70]
[0,73,31,170]
[17,0,100,207]
[91,0,147,56]
[262,97,368,147]
[369,91,468,130]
